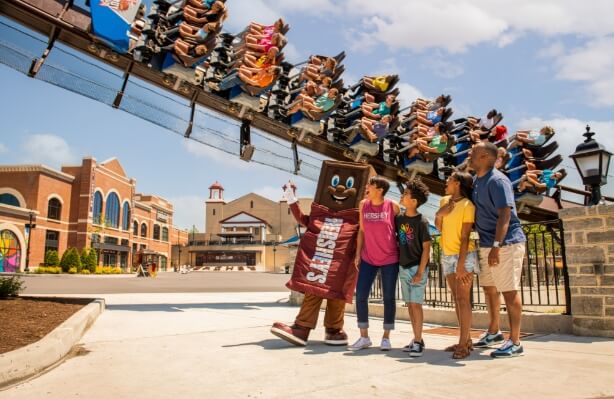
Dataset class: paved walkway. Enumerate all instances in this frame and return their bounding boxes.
[2,292,613,399]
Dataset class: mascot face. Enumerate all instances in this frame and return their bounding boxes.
[314,161,375,212]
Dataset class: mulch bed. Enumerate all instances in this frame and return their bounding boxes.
[0,297,91,354]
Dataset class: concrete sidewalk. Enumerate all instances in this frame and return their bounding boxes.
[1,292,613,399]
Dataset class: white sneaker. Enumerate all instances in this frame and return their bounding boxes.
[380,338,391,351]
[348,336,372,351]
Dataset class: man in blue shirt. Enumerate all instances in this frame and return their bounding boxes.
[470,142,526,358]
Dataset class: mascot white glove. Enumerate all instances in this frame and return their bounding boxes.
[282,181,298,205]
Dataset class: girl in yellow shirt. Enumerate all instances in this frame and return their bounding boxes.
[435,172,478,359]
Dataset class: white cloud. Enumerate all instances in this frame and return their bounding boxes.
[0,143,7,154]
[396,83,425,110]
[421,52,464,79]
[550,37,614,107]
[166,195,205,230]
[282,43,303,64]
[21,134,76,167]
[340,0,614,53]
[537,42,566,59]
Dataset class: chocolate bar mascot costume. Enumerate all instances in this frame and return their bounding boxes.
[271,160,375,346]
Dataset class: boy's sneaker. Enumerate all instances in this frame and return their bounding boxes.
[473,330,505,348]
[490,340,524,358]
[380,338,391,351]
[348,336,372,351]
[408,340,425,357]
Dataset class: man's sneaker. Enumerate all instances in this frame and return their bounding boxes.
[324,328,348,346]
[380,337,391,351]
[270,322,310,346]
[490,340,524,358]
[408,340,425,357]
[473,330,505,348]
[348,336,372,351]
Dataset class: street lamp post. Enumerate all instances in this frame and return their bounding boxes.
[24,211,36,273]
[570,125,612,205]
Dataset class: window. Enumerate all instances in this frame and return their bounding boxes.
[104,236,118,245]
[91,234,101,244]
[0,193,20,207]
[0,230,21,273]
[153,225,161,240]
[212,209,216,216]
[122,202,131,231]
[103,252,117,267]
[162,227,169,242]
[121,239,129,246]
[250,200,254,209]
[141,223,147,238]
[288,208,291,215]
[44,230,59,255]
[47,198,62,220]
[105,193,120,228]
[93,191,103,224]
[132,220,138,235]
[160,256,167,271]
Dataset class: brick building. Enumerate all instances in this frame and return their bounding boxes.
[0,157,188,272]
[177,182,311,272]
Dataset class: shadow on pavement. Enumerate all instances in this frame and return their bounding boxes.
[105,301,289,312]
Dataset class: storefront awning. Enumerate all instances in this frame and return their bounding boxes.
[92,243,131,253]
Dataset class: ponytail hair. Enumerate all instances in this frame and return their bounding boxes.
[452,171,474,201]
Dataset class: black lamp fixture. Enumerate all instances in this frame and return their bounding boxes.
[569,125,612,205]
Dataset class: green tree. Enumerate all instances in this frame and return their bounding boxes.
[86,249,98,273]
[60,248,81,273]
[44,250,60,267]
[80,248,90,272]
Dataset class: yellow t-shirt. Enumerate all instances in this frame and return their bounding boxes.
[440,196,476,256]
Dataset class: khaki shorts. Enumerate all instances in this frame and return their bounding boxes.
[478,243,525,292]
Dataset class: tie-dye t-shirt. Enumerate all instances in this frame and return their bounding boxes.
[395,213,431,267]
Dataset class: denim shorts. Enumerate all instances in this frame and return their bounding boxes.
[399,265,428,304]
[441,251,479,276]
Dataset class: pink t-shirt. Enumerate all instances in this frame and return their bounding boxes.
[361,199,399,266]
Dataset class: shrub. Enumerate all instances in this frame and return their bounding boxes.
[0,275,25,298]
[44,250,60,267]
[86,249,98,273]
[68,267,77,274]
[80,248,90,272]
[34,266,61,274]
[80,269,90,275]
[60,248,82,273]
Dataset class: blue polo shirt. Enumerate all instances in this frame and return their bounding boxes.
[472,168,526,247]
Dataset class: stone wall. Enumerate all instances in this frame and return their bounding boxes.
[560,204,614,337]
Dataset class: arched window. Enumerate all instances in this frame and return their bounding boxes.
[212,209,216,216]
[47,198,62,220]
[132,220,138,235]
[162,227,169,242]
[122,202,131,231]
[250,200,254,209]
[0,193,20,207]
[153,225,161,240]
[105,193,120,228]
[0,230,21,273]
[93,191,103,225]
[141,223,147,238]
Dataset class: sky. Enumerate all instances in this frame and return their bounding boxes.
[2,0,614,229]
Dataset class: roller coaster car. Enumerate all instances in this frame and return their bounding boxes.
[90,0,145,54]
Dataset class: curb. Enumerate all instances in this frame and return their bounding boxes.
[0,298,105,388]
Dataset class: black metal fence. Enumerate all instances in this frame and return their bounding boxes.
[370,220,571,314]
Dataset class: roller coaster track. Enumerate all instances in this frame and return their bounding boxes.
[0,0,562,221]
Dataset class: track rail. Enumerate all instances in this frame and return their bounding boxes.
[0,0,562,221]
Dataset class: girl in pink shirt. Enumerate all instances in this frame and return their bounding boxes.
[348,176,400,351]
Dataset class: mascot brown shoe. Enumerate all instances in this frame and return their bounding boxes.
[270,322,310,346]
[324,328,348,346]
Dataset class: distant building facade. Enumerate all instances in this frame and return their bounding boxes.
[0,157,188,272]
[176,182,311,272]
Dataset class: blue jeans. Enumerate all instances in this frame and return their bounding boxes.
[355,260,399,330]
